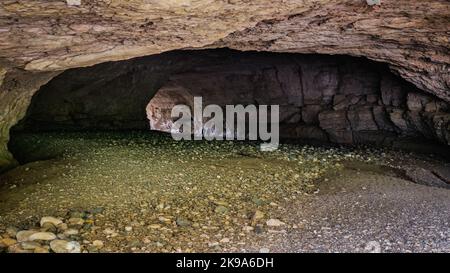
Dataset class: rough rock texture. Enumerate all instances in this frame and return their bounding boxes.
[0,0,449,170]
[0,68,57,172]
[0,1,448,99]
[17,50,450,147]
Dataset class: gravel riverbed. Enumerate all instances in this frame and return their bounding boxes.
[0,132,448,253]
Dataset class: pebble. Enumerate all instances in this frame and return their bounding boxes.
[29,232,57,241]
[34,246,50,253]
[64,229,79,236]
[1,237,17,246]
[21,241,42,250]
[252,210,265,221]
[266,219,285,227]
[16,230,38,242]
[40,216,63,227]
[125,226,133,232]
[50,240,81,253]
[92,240,104,249]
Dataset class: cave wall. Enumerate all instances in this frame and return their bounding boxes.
[0,0,449,171]
[17,50,450,147]
[0,68,57,172]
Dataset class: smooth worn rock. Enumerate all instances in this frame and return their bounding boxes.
[266,219,285,227]
[16,230,38,242]
[28,232,57,241]
[50,240,81,253]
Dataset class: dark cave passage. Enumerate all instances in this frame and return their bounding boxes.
[13,49,450,152]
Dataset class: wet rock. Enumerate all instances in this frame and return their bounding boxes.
[40,222,57,233]
[34,246,50,253]
[251,210,265,223]
[68,217,85,226]
[50,240,81,253]
[64,229,79,236]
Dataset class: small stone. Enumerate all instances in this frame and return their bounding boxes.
[259,248,270,253]
[92,240,104,249]
[68,217,85,226]
[1,237,17,247]
[176,217,192,227]
[266,219,285,227]
[16,230,38,242]
[252,210,265,222]
[364,241,381,253]
[50,240,81,253]
[148,224,161,229]
[125,226,133,232]
[40,216,63,227]
[220,238,230,243]
[8,244,32,253]
[242,226,254,232]
[21,241,41,250]
[40,222,57,233]
[34,246,50,253]
[29,232,57,241]
[5,227,18,237]
[64,229,79,236]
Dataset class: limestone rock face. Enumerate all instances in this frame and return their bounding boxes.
[0,68,57,172]
[0,0,448,100]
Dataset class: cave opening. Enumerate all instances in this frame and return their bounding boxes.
[11,49,450,155]
[2,49,450,253]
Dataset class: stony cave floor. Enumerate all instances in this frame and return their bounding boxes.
[0,131,449,253]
